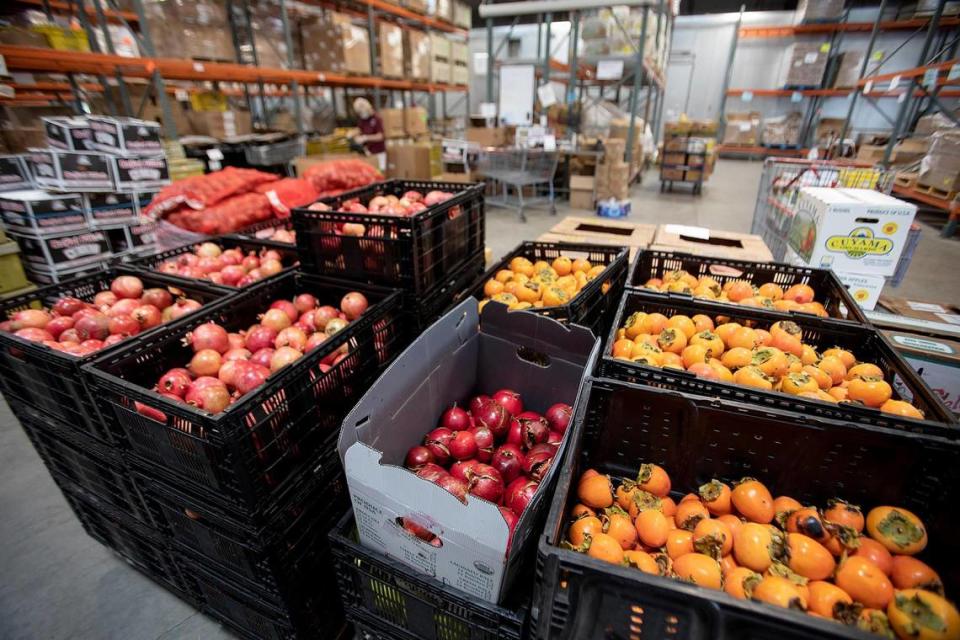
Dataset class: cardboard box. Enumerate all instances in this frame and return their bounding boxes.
[9,227,111,271]
[378,22,405,78]
[789,187,916,277]
[661,168,684,181]
[795,0,844,22]
[301,12,371,75]
[0,156,32,192]
[918,168,960,193]
[339,301,598,604]
[466,127,505,147]
[404,107,429,137]
[386,144,434,180]
[653,224,774,262]
[835,271,885,310]
[431,59,451,83]
[85,192,138,226]
[783,42,830,87]
[722,113,761,146]
[662,152,686,166]
[110,155,170,191]
[882,330,960,414]
[429,0,453,23]
[88,116,163,156]
[451,64,469,85]
[569,189,594,210]
[833,51,864,89]
[42,117,94,151]
[403,0,428,12]
[27,149,114,191]
[452,0,471,29]
[0,190,88,234]
[856,144,887,164]
[569,175,595,191]
[603,139,626,162]
[405,30,431,81]
[433,171,474,184]
[762,112,803,147]
[877,296,960,328]
[380,109,406,139]
[188,110,253,138]
[915,112,957,136]
[550,215,655,250]
[685,169,703,182]
[430,33,451,60]
[450,41,469,67]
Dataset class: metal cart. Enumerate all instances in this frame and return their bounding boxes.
[475,149,559,222]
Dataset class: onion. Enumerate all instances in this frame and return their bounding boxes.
[110,275,144,300]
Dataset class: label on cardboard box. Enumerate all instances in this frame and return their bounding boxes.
[0,156,32,191]
[907,301,948,313]
[88,116,162,155]
[886,331,960,413]
[11,228,110,269]
[111,155,170,190]
[835,271,884,310]
[0,190,87,233]
[85,192,137,225]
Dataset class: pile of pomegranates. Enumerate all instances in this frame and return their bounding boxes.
[0,274,204,357]
[252,227,296,244]
[307,189,454,217]
[156,241,289,287]
[404,389,573,546]
[141,289,370,416]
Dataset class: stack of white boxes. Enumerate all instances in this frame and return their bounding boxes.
[786,187,917,310]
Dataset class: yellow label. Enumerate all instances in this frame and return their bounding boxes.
[882,222,898,235]
[825,228,893,258]
[853,289,870,302]
[820,43,830,53]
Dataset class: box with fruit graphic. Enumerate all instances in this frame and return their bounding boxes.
[339,299,599,604]
[788,188,915,277]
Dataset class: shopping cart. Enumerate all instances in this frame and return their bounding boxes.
[474,148,559,222]
[244,136,305,176]
[750,157,895,261]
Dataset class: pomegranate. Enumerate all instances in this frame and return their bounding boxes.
[491,444,525,484]
[436,474,468,502]
[235,363,269,394]
[196,242,222,258]
[505,478,539,514]
[103,334,125,347]
[274,327,307,351]
[187,323,230,354]
[423,427,454,466]
[305,332,328,351]
[132,305,162,330]
[196,257,221,274]
[110,275,144,299]
[223,348,252,362]
[14,327,54,342]
[251,348,275,369]
[450,459,481,482]
[108,315,140,337]
[227,332,246,350]
[141,288,173,309]
[241,255,260,271]
[52,297,86,317]
[404,445,435,470]
[107,298,140,318]
[220,265,247,286]
[260,308,292,332]
[45,316,74,339]
[341,292,368,320]
[441,405,471,431]
[313,306,339,330]
[499,506,519,549]
[470,425,495,463]
[475,401,510,440]
[324,317,348,335]
[492,389,523,416]
[296,310,318,333]
[545,403,573,435]
[80,339,104,350]
[167,299,202,320]
[217,359,244,387]
[415,463,447,483]
[547,431,563,445]
[260,259,283,276]
[93,291,118,308]
[465,463,504,503]
[270,300,299,322]
[221,248,243,265]
[244,325,278,352]
[507,412,550,450]
[12,309,51,329]
[523,443,558,482]
[448,430,478,461]
[294,294,318,313]
[59,328,81,343]
[469,394,491,418]
[185,377,230,413]
[74,312,110,341]
[269,346,302,372]
[158,368,192,397]
[189,349,222,377]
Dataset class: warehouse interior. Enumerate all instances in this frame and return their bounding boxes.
[1,0,959,639]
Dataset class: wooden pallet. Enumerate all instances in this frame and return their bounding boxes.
[914,182,958,201]
[894,172,918,189]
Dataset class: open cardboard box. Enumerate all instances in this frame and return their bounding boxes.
[339,300,599,604]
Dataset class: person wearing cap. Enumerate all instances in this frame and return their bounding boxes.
[352,97,386,172]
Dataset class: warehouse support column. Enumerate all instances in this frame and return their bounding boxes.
[836,0,886,159]
[717,6,744,145]
[625,6,649,171]
[486,18,494,104]
[131,0,178,139]
[279,0,304,137]
[543,13,552,85]
[368,5,381,109]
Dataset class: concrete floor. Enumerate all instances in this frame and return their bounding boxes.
[1,158,957,640]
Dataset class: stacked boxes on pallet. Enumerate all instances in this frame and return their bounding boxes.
[525,246,957,639]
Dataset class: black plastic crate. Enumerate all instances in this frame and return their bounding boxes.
[124,235,299,291]
[292,180,485,296]
[329,511,528,640]
[13,402,162,528]
[84,271,406,513]
[533,377,960,640]
[470,241,629,334]
[407,249,486,330]
[234,218,296,244]
[137,431,348,588]
[600,289,957,434]
[627,250,869,324]
[59,479,201,606]
[0,267,228,444]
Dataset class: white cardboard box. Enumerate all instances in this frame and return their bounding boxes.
[834,271,885,311]
[338,300,598,604]
[789,187,916,277]
[884,330,960,415]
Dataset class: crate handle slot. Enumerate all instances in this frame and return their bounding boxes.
[394,516,443,548]
[706,264,745,278]
[854,217,880,224]
[516,346,551,368]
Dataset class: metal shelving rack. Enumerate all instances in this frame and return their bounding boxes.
[2,0,471,139]
[477,0,673,184]
[716,1,960,160]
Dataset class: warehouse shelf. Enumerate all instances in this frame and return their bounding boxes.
[727,86,960,98]
[14,0,139,24]
[354,0,467,35]
[739,16,960,39]
[716,144,807,157]
[892,183,955,212]
[0,46,468,93]
[857,57,960,87]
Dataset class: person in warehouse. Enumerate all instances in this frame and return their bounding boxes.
[352,97,386,172]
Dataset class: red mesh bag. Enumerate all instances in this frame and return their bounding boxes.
[255,178,320,217]
[165,192,273,235]
[144,167,279,217]
[302,159,383,194]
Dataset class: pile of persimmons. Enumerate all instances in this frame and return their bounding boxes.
[479,255,611,312]
[639,270,830,317]
[567,465,957,639]
[610,311,924,419]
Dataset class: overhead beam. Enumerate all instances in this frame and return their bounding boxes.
[480,0,658,18]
